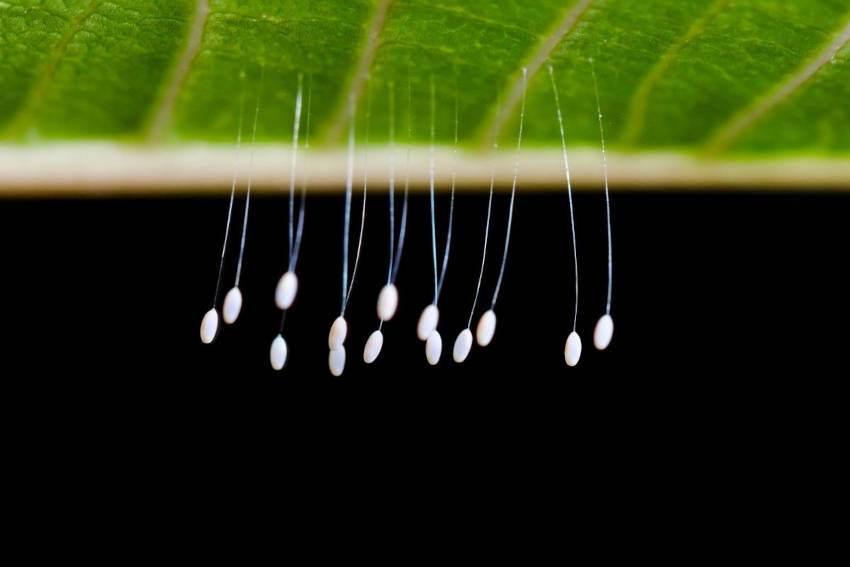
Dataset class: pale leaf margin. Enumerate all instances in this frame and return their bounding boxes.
[1,143,850,196]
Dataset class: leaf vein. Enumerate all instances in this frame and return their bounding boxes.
[2,0,106,139]
[704,13,850,153]
[478,0,592,145]
[424,1,536,39]
[618,0,731,146]
[146,0,210,143]
[322,0,394,145]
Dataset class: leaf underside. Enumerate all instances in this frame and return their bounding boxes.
[1,0,850,182]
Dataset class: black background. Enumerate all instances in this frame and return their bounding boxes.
[3,190,846,386]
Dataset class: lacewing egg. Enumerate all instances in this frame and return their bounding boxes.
[275,271,299,310]
[453,328,473,363]
[200,308,219,344]
[377,283,399,321]
[476,309,496,347]
[417,304,439,341]
[425,330,443,365]
[593,314,614,351]
[328,316,348,350]
[565,331,582,367]
[270,334,287,370]
[222,287,243,324]
[363,330,384,364]
[329,347,346,376]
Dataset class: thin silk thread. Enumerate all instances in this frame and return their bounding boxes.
[341,96,355,314]
[490,68,527,308]
[436,87,458,301]
[234,66,264,286]
[549,64,580,332]
[468,134,498,329]
[287,74,304,261]
[290,74,312,271]
[590,59,613,315]
[390,80,412,284]
[386,80,395,284]
[343,80,372,312]
[212,72,246,307]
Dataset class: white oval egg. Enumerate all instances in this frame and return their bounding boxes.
[275,271,299,310]
[476,309,497,346]
[453,328,473,363]
[363,330,384,364]
[328,316,348,349]
[593,314,614,351]
[270,334,288,370]
[222,287,243,324]
[417,304,439,341]
[425,330,443,365]
[200,308,219,344]
[565,331,582,367]
[377,283,399,321]
[329,347,346,376]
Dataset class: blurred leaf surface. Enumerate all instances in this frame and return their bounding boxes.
[2,0,850,156]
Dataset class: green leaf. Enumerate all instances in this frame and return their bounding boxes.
[1,0,850,192]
